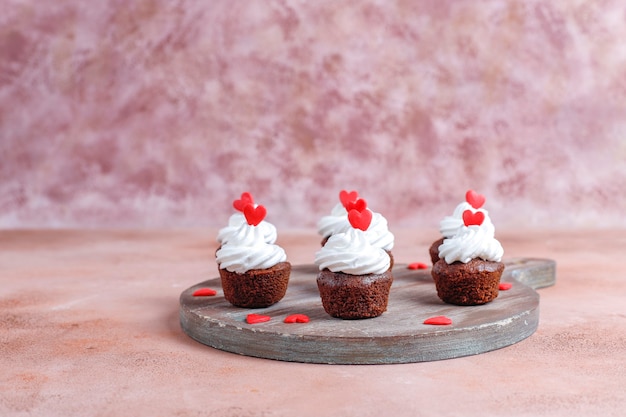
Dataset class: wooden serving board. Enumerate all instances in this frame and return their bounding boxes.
[179,258,556,364]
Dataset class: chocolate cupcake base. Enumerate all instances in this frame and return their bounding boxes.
[429,237,444,264]
[219,262,291,308]
[431,258,504,306]
[316,269,393,319]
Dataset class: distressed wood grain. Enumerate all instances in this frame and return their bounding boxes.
[180,258,556,364]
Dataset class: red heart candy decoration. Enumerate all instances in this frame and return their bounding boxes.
[346,198,367,213]
[465,189,486,209]
[192,288,217,297]
[462,210,485,227]
[284,314,310,324]
[246,314,271,324]
[408,262,428,270]
[339,190,359,209]
[423,316,452,325]
[499,282,513,291]
[348,208,372,231]
[233,192,254,212]
[243,204,266,226]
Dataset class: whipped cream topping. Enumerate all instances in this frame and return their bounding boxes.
[314,228,391,275]
[317,203,350,238]
[439,202,494,238]
[317,204,395,251]
[217,212,277,245]
[438,223,504,264]
[216,222,286,273]
[366,212,395,250]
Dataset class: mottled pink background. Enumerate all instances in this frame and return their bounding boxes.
[2,1,625,230]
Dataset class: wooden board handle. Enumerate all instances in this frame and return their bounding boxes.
[503,258,557,289]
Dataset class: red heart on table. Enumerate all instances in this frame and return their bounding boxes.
[499,282,513,291]
[465,189,486,209]
[192,288,217,297]
[423,316,452,326]
[346,198,367,213]
[348,208,372,231]
[284,314,310,324]
[462,210,485,227]
[339,190,359,209]
[233,192,254,212]
[246,314,271,324]
[243,204,266,226]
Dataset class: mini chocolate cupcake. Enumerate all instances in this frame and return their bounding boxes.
[314,203,393,319]
[219,262,291,308]
[316,269,393,319]
[432,258,504,306]
[431,201,504,306]
[216,202,290,308]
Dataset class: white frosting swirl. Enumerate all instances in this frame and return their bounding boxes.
[317,203,350,238]
[314,228,390,275]
[439,202,494,238]
[365,212,395,250]
[216,222,287,273]
[317,204,395,251]
[438,225,504,264]
[217,212,277,245]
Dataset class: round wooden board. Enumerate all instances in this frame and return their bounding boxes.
[180,258,556,364]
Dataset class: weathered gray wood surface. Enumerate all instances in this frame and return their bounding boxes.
[179,258,556,364]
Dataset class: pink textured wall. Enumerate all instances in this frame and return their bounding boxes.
[2,1,625,229]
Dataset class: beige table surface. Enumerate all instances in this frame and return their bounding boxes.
[1,228,624,417]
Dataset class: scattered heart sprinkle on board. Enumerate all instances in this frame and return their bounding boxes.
[246,314,271,324]
[408,262,428,270]
[499,282,513,291]
[192,288,217,297]
[284,314,310,324]
[423,316,453,326]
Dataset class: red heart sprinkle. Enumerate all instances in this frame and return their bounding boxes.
[246,314,271,324]
[192,288,217,297]
[233,192,254,212]
[284,314,310,324]
[499,282,513,291]
[348,208,372,231]
[339,190,359,209]
[462,210,485,227]
[408,262,428,270]
[346,198,367,213]
[243,204,267,226]
[423,316,452,325]
[465,189,486,209]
